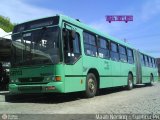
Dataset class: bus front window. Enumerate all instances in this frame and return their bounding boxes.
[12,27,60,67]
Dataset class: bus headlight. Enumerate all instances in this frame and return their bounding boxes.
[11,80,14,83]
[45,76,55,81]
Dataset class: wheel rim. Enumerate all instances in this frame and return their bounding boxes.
[129,79,133,88]
[88,78,95,93]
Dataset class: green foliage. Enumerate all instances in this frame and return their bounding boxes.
[0,15,15,32]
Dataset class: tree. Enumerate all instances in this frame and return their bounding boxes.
[0,15,15,32]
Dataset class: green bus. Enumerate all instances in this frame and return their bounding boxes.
[9,14,158,98]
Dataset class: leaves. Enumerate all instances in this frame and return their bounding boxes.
[0,15,15,32]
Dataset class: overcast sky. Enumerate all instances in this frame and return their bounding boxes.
[0,0,159,57]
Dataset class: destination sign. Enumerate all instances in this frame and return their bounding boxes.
[13,16,59,33]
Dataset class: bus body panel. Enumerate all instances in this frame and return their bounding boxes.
[64,57,85,93]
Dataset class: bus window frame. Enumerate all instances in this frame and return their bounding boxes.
[126,48,134,64]
[98,36,110,59]
[110,41,119,61]
[148,57,152,68]
[144,55,149,67]
[83,31,98,57]
[140,53,145,66]
[119,45,127,63]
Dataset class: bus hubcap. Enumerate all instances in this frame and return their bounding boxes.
[88,78,95,93]
[129,79,133,88]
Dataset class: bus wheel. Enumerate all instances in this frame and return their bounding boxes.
[127,73,133,90]
[85,73,97,98]
[149,74,154,86]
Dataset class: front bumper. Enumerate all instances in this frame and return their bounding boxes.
[9,82,63,94]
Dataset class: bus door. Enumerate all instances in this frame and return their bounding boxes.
[62,22,84,92]
[135,50,142,84]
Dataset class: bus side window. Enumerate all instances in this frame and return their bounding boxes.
[148,57,152,67]
[98,37,109,59]
[110,42,119,61]
[152,58,156,68]
[119,45,127,62]
[84,32,97,57]
[144,55,149,67]
[140,54,145,66]
[155,59,157,68]
[151,58,153,67]
[127,48,134,64]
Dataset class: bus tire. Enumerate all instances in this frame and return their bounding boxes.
[127,73,133,90]
[85,73,97,98]
[149,74,154,86]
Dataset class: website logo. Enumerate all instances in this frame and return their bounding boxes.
[2,114,8,120]
[106,15,133,23]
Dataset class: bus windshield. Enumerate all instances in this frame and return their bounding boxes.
[11,26,60,67]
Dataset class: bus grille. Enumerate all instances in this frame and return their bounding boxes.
[18,86,42,91]
[19,77,44,83]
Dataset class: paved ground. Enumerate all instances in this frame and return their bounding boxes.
[0,82,160,120]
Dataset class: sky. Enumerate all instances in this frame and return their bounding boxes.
[0,0,160,57]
